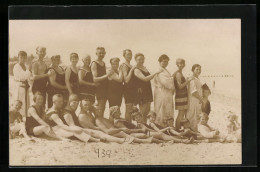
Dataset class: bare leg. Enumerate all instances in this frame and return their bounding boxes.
[175,110,186,130]
[96,99,107,117]
[113,131,152,143]
[33,125,62,140]
[125,103,134,122]
[139,102,151,123]
[73,132,92,143]
[130,133,149,139]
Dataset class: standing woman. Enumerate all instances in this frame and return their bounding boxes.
[154,54,175,127]
[12,51,31,117]
[120,49,136,122]
[133,53,162,122]
[47,55,68,108]
[108,58,123,107]
[65,53,79,95]
[186,64,205,131]
[78,55,98,102]
[173,58,194,130]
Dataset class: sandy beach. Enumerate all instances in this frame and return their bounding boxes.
[9,87,242,166]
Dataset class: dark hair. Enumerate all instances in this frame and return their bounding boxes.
[134,53,144,61]
[191,64,201,72]
[33,91,43,102]
[110,57,120,64]
[158,54,170,63]
[18,51,27,57]
[70,53,79,60]
[36,46,46,52]
[51,55,60,62]
[176,58,185,65]
[96,47,105,52]
[123,49,132,57]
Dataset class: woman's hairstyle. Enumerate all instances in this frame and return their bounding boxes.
[70,53,79,59]
[147,111,156,118]
[82,55,91,62]
[80,98,93,109]
[36,46,46,52]
[96,47,105,52]
[109,106,120,117]
[158,54,170,63]
[134,53,144,60]
[18,51,27,57]
[123,49,132,57]
[13,100,23,106]
[51,55,60,62]
[176,58,185,65]
[52,94,63,102]
[33,91,43,102]
[191,64,201,72]
[110,57,120,64]
[68,94,79,105]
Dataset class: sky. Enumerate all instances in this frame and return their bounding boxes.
[9,19,241,77]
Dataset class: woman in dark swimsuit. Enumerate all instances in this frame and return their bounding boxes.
[108,58,123,107]
[26,92,60,139]
[65,53,79,95]
[120,49,136,122]
[47,55,68,108]
[78,55,97,102]
[132,53,163,122]
[173,58,194,130]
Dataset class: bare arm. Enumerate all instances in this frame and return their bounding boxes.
[32,62,49,80]
[48,69,67,90]
[78,113,100,130]
[176,72,192,89]
[50,113,80,133]
[65,68,73,94]
[134,69,157,82]
[78,70,96,86]
[150,123,163,132]
[122,64,135,83]
[109,70,123,83]
[91,62,108,83]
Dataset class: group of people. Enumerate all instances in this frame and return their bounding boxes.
[9,46,241,144]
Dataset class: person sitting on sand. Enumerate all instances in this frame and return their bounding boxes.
[45,94,94,143]
[26,92,61,140]
[197,113,225,142]
[62,94,101,142]
[131,110,193,144]
[77,98,136,144]
[9,100,34,141]
[225,112,241,143]
[201,84,211,116]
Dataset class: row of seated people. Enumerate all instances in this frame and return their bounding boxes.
[10,91,231,144]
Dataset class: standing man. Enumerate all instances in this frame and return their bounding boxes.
[31,47,51,105]
[91,47,113,117]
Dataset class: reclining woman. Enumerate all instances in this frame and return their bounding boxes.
[45,94,96,143]
[131,109,193,144]
[78,99,153,143]
[65,95,132,144]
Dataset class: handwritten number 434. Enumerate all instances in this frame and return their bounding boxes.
[95,148,111,158]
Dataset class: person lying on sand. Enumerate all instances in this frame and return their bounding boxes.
[131,110,193,144]
[197,113,225,143]
[44,94,93,143]
[93,105,154,144]
[67,96,131,144]
[225,112,241,143]
[9,100,34,141]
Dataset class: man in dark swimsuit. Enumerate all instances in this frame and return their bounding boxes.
[91,47,113,117]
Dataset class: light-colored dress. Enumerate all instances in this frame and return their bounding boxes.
[186,77,202,131]
[154,67,175,127]
[12,63,31,117]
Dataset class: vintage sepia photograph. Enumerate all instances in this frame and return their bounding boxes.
[9,19,242,166]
